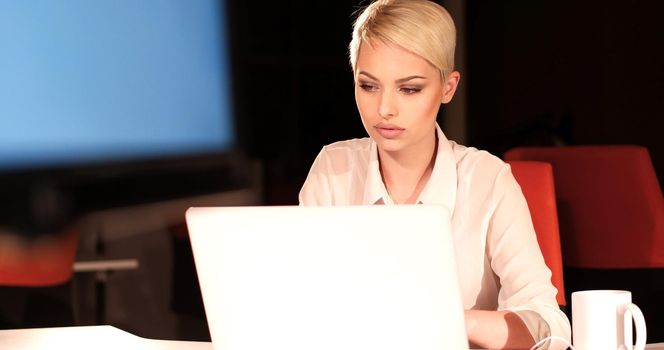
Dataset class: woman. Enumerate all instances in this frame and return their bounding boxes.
[299,0,571,349]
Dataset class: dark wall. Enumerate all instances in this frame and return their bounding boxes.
[228,0,367,204]
[227,0,663,204]
[466,1,663,182]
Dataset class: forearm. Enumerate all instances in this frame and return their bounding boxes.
[465,310,535,350]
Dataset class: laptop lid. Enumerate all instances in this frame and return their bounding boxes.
[186,205,468,350]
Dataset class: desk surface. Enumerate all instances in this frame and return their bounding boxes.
[1,325,663,350]
[0,325,212,350]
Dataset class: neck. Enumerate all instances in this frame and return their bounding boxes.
[379,131,438,204]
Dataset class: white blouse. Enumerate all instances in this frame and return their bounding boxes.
[299,125,571,349]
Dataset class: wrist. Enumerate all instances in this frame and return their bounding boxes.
[464,310,477,339]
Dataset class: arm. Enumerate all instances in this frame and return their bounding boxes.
[479,165,571,350]
[465,310,535,349]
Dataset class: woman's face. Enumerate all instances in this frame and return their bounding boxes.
[354,39,451,155]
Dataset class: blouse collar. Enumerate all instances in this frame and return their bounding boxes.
[362,123,457,216]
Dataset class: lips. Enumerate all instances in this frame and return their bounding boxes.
[374,123,405,139]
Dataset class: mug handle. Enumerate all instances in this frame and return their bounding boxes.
[621,303,647,350]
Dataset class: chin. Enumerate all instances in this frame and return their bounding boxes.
[373,138,405,153]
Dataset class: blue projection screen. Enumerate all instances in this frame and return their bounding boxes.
[0,0,234,171]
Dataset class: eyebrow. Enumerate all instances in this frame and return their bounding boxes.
[358,71,427,83]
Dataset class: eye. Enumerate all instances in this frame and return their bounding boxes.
[358,82,379,92]
[400,86,422,95]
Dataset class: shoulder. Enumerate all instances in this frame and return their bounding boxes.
[314,137,373,169]
[444,140,516,205]
[300,137,372,205]
[448,140,509,179]
[320,137,372,155]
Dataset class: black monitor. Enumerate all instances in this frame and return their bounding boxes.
[0,0,250,234]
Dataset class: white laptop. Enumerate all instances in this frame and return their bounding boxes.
[186,205,468,350]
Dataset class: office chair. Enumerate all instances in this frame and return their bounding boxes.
[0,223,138,326]
[508,160,566,306]
[504,145,664,269]
[0,226,80,328]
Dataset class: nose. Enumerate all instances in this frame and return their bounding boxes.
[378,90,397,120]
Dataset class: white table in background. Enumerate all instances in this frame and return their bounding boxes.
[0,325,212,350]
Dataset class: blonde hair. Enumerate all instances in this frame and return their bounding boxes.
[349,0,456,80]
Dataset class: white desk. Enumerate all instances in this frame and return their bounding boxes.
[1,325,663,350]
[0,325,212,350]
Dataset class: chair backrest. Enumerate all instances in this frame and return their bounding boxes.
[508,161,566,306]
[505,145,664,269]
[0,226,79,286]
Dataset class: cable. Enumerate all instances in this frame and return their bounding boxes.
[529,335,575,350]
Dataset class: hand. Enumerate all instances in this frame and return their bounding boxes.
[464,310,535,350]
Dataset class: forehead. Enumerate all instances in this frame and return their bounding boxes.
[356,39,439,79]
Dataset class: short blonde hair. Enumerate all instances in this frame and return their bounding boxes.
[349,0,456,79]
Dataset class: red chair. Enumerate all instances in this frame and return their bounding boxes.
[508,161,566,306]
[0,223,138,327]
[0,226,80,287]
[505,145,664,269]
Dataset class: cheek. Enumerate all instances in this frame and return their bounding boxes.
[355,95,377,135]
[409,94,442,120]
[355,93,375,118]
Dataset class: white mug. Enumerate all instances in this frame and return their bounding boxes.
[572,290,647,350]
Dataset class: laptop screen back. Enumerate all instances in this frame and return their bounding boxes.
[186,205,468,350]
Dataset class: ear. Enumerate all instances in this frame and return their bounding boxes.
[440,71,461,104]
